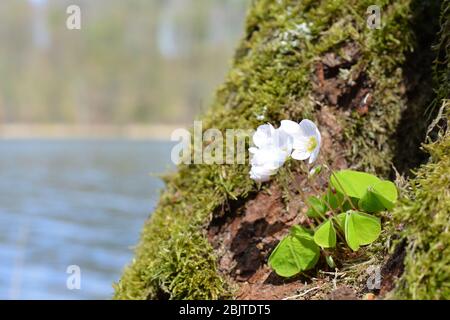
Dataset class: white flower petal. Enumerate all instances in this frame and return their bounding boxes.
[272,150,289,167]
[250,165,274,182]
[299,119,318,137]
[292,136,309,151]
[292,149,311,160]
[251,145,288,170]
[274,129,293,153]
[254,164,277,176]
[250,172,271,183]
[315,127,322,148]
[280,120,301,135]
[252,124,274,148]
[251,148,272,166]
[309,147,320,164]
[310,125,321,164]
[249,151,264,166]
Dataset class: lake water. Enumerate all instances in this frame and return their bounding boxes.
[0,140,174,299]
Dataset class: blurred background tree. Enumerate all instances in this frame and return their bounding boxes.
[0,0,248,125]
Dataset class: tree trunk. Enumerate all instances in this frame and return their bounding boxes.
[391,0,449,299]
[114,0,446,300]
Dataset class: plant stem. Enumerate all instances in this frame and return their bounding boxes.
[285,165,317,230]
[301,161,338,216]
[305,162,349,242]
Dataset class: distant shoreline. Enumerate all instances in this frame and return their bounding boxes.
[0,124,187,140]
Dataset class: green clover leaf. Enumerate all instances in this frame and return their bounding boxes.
[359,180,398,212]
[313,219,336,248]
[330,170,381,199]
[344,210,381,251]
[268,226,320,277]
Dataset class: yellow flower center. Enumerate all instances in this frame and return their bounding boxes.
[307,137,317,153]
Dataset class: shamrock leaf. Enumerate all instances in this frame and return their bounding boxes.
[344,210,381,251]
[330,170,381,199]
[359,180,398,212]
[314,219,336,248]
[268,226,320,277]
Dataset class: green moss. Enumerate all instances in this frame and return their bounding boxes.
[114,164,253,299]
[392,102,449,299]
[114,0,437,300]
[392,1,450,300]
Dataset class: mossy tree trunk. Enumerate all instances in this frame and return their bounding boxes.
[114,0,445,300]
[392,0,449,299]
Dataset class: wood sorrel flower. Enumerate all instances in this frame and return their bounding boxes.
[249,124,293,182]
[280,119,321,164]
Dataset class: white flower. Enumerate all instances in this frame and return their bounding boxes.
[280,119,321,164]
[249,165,272,182]
[249,124,292,182]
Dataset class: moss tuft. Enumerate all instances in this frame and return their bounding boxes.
[392,0,450,299]
[392,102,449,299]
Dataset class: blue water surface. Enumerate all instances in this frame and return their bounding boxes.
[0,140,174,299]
